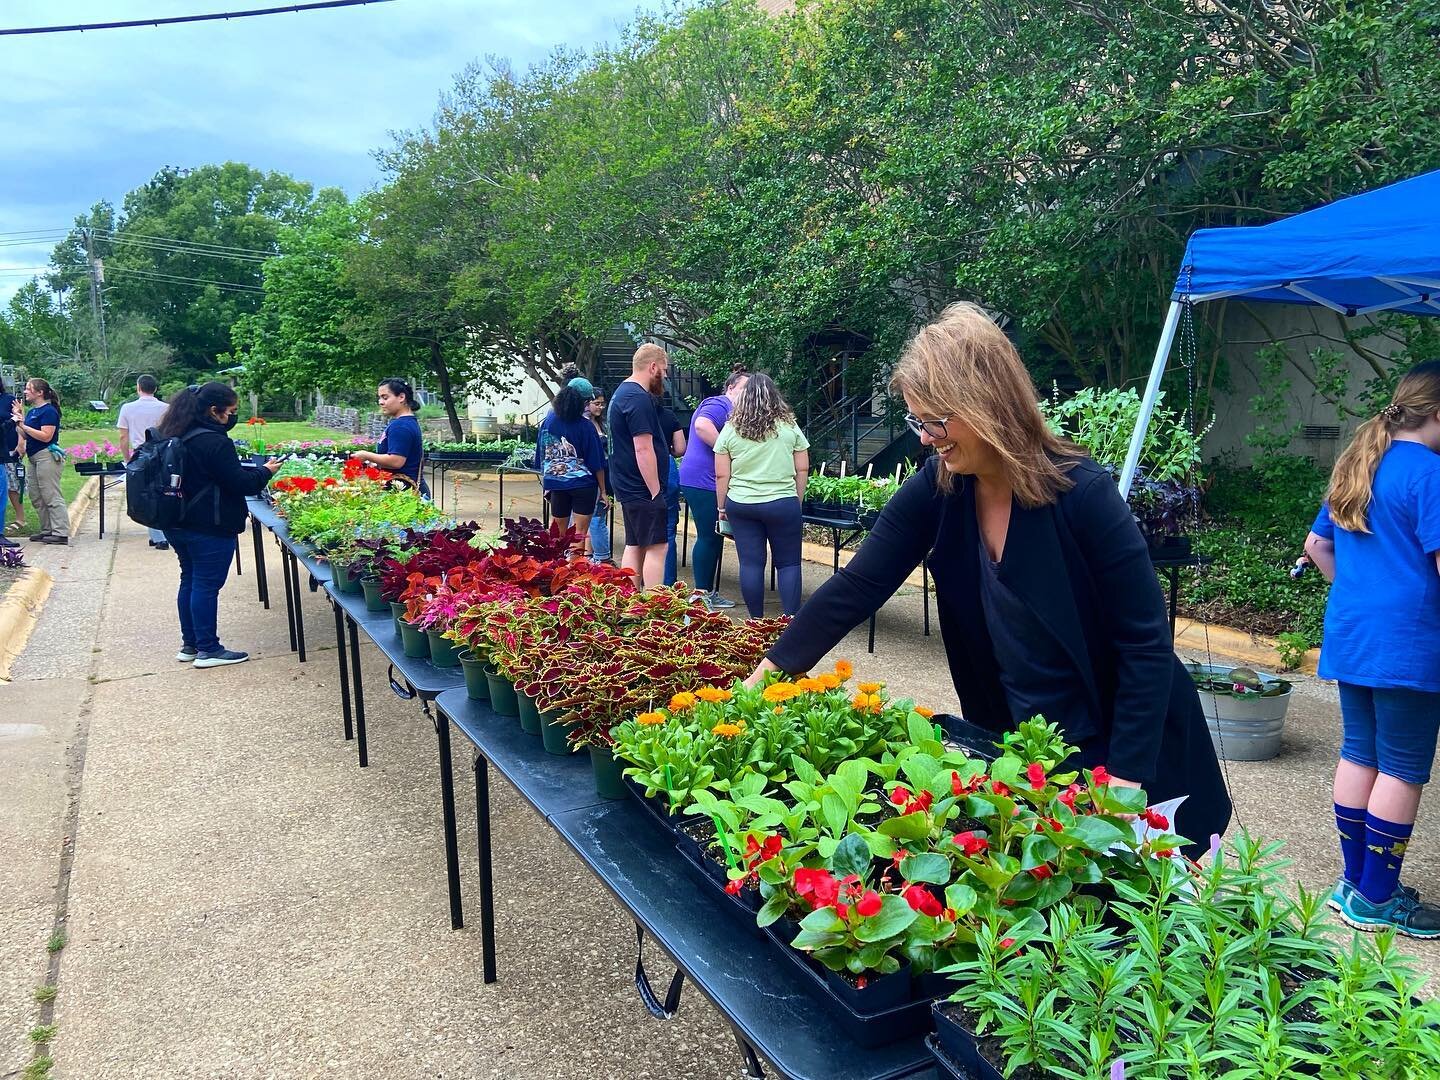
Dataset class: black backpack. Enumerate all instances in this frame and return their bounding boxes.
[125,428,218,530]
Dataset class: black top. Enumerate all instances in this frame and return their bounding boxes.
[768,456,1231,846]
[178,421,273,536]
[0,393,17,462]
[606,381,667,503]
[976,537,1093,738]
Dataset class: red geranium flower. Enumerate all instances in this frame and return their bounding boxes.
[1026,762,1047,790]
[902,884,943,917]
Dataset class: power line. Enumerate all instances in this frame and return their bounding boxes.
[0,0,397,37]
[102,266,265,293]
[102,235,273,263]
[98,229,280,257]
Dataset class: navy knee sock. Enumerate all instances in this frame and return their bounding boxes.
[1334,803,1368,885]
[1358,812,1415,904]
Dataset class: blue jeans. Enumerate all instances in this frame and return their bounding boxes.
[166,528,236,654]
[1339,682,1440,785]
[663,460,681,586]
[681,485,721,593]
[589,500,612,562]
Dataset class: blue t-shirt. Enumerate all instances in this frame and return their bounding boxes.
[23,403,60,458]
[376,414,423,484]
[535,413,605,490]
[1311,440,1440,691]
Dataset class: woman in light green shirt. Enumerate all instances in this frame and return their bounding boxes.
[714,373,810,616]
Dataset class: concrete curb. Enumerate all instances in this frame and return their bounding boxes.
[68,475,100,535]
[0,566,54,681]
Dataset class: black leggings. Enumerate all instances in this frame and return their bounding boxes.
[725,496,803,617]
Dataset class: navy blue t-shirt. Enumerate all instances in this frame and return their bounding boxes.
[535,412,605,491]
[377,414,423,484]
[23,403,60,458]
[1312,440,1440,691]
[0,393,18,461]
[606,381,666,504]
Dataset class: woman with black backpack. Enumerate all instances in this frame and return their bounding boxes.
[155,382,280,669]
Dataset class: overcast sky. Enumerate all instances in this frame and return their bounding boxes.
[0,0,648,304]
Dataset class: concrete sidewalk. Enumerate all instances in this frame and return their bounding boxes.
[1,485,1436,1079]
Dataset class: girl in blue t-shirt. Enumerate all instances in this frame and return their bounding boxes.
[535,380,607,551]
[1305,359,1440,938]
[353,378,428,497]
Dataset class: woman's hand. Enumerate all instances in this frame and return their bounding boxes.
[263,458,283,474]
[744,658,779,688]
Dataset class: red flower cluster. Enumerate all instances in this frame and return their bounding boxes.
[725,833,784,895]
[889,785,933,816]
[950,770,988,796]
[273,476,318,494]
[1090,765,1113,786]
[1141,808,1170,831]
[953,831,989,857]
[342,457,389,484]
[793,868,873,920]
[902,883,943,917]
[1026,762,1047,790]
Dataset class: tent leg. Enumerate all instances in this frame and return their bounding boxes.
[1118,300,1183,500]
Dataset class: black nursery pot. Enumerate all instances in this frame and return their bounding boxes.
[931,1001,1004,1080]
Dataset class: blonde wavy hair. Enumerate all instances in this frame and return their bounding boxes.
[1328,360,1440,532]
[890,302,1081,506]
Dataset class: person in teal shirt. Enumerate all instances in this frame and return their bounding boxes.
[713,373,810,616]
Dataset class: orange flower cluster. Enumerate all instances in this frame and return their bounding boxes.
[711,721,745,738]
[695,686,732,704]
[636,711,666,726]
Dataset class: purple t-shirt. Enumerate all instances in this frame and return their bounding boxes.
[678,395,733,490]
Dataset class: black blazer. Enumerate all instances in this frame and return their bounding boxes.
[768,456,1231,846]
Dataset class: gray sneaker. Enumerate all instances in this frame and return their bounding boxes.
[705,591,736,610]
[1340,885,1440,939]
[194,649,250,669]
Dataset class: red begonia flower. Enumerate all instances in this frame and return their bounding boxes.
[1026,762,1047,790]
[856,891,883,918]
[902,884,943,917]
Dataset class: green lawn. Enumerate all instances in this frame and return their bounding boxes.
[2,421,346,539]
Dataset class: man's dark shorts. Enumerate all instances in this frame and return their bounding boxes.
[621,492,667,547]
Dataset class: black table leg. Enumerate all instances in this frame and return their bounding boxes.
[1167,566,1180,639]
[497,469,505,517]
[433,701,464,930]
[347,616,367,766]
[731,1026,766,1080]
[279,542,298,653]
[251,518,269,608]
[832,528,841,573]
[233,536,242,577]
[868,613,877,655]
[333,602,353,742]
[289,551,308,663]
[98,475,106,539]
[474,753,498,983]
[923,558,930,637]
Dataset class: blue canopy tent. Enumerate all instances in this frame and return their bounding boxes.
[1119,169,1440,496]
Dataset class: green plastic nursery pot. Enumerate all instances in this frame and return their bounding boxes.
[334,564,363,595]
[427,630,459,668]
[360,577,388,612]
[399,619,430,659]
[516,691,543,735]
[485,667,520,716]
[389,602,406,637]
[590,744,627,800]
[457,651,489,701]
[540,709,573,755]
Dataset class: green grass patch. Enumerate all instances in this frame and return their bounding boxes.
[28,1024,57,1045]
[33,984,57,1004]
[23,1055,53,1079]
[45,932,65,954]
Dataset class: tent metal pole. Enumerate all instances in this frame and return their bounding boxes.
[1118,299,1183,499]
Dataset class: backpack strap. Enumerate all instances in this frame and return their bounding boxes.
[178,428,221,527]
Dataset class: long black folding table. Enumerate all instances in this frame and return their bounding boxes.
[435,688,937,1080]
[246,497,330,662]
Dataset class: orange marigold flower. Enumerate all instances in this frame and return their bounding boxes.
[914,706,935,719]
[816,673,842,690]
[857,681,884,694]
[833,659,854,680]
[636,711,667,726]
[712,722,745,738]
[695,686,732,703]
[668,692,697,711]
[795,677,826,693]
[762,682,800,703]
[851,692,883,712]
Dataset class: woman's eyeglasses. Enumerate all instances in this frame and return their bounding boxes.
[903,413,951,440]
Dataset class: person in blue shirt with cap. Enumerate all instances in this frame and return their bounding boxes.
[1305,359,1440,939]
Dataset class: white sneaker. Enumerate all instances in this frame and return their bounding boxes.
[194,650,250,669]
[176,648,198,663]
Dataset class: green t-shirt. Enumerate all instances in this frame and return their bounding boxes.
[714,420,810,504]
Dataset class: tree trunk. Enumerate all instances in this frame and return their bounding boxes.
[429,339,463,438]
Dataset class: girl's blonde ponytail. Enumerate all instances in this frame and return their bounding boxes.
[1327,360,1440,533]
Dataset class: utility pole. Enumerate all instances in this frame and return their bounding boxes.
[83,227,111,368]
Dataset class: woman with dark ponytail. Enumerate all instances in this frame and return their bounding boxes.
[11,378,66,544]
[155,381,280,668]
[1305,359,1440,938]
[352,378,426,494]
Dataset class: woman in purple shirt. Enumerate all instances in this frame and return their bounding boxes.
[679,368,748,608]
